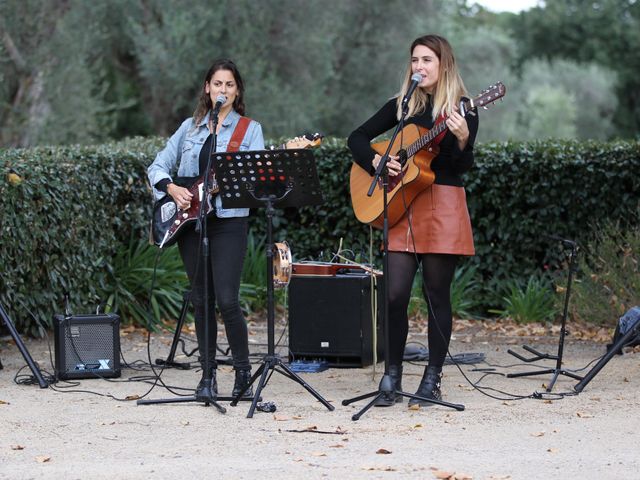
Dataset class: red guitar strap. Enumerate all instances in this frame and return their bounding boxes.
[227,116,252,152]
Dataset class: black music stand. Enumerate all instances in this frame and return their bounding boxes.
[1,300,48,388]
[215,148,335,418]
[507,238,583,391]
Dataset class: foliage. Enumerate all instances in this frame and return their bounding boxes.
[510,0,640,137]
[2,138,640,333]
[490,275,556,324]
[0,137,161,335]
[570,221,640,326]
[410,263,483,319]
[99,238,188,329]
[4,0,632,147]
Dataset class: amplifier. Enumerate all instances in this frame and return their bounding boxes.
[53,313,121,380]
[288,273,383,367]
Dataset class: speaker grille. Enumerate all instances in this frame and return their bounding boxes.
[288,274,383,367]
[53,314,121,379]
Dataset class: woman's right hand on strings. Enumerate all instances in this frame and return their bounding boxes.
[372,154,402,176]
[167,183,193,210]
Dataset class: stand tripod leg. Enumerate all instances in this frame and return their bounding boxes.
[574,319,640,393]
[0,302,48,388]
[351,393,385,421]
[277,361,335,411]
[155,290,192,369]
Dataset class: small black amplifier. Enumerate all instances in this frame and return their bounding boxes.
[53,313,121,380]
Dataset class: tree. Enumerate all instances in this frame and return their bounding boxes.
[511,0,640,137]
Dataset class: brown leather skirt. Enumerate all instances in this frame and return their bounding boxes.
[388,184,475,255]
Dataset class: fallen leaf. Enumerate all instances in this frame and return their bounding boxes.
[376,448,392,454]
[0,400,9,405]
[311,452,327,457]
[125,395,140,401]
[273,415,290,421]
[547,448,558,453]
[414,423,423,428]
[408,404,421,411]
[531,431,545,437]
[11,445,25,450]
[35,456,51,463]
[433,469,455,479]
[329,444,344,448]
[576,412,593,418]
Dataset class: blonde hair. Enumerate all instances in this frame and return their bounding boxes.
[396,35,467,121]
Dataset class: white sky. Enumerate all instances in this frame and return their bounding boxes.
[472,0,541,13]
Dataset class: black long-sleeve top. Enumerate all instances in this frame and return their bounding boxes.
[347,97,479,187]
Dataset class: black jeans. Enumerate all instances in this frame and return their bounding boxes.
[178,216,250,371]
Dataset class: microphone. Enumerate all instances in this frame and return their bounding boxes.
[212,94,227,117]
[402,73,423,107]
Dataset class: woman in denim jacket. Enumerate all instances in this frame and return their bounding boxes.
[148,59,264,401]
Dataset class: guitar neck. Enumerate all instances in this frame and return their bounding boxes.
[405,99,471,158]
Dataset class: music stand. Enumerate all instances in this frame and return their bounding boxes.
[506,238,583,391]
[215,148,335,418]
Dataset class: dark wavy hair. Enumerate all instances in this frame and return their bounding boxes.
[193,59,246,125]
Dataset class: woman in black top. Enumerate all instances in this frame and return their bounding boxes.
[348,34,479,407]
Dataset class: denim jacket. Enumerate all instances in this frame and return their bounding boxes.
[147,109,265,218]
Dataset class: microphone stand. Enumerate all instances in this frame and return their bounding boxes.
[138,108,226,412]
[342,99,464,420]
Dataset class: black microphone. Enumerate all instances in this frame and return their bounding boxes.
[402,73,423,107]
[212,94,227,117]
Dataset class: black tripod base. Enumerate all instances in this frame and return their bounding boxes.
[507,344,558,363]
[154,358,192,370]
[507,367,583,392]
[230,355,334,418]
[342,373,465,421]
[137,394,227,413]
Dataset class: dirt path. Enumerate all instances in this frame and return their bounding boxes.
[1,326,638,480]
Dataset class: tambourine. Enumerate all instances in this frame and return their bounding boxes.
[273,241,292,288]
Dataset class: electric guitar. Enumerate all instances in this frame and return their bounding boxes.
[151,133,323,248]
[349,82,506,229]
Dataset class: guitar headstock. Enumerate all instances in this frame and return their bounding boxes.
[472,82,506,109]
[284,133,324,150]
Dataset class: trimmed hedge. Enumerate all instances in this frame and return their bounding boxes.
[1,138,639,333]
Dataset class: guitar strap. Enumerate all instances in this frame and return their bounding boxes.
[227,116,252,152]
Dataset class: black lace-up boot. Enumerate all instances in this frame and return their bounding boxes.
[232,368,254,398]
[374,365,403,407]
[408,366,442,407]
[195,366,217,402]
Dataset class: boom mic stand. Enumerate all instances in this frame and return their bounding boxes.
[342,97,464,420]
[506,237,583,391]
[139,106,229,412]
[0,299,48,388]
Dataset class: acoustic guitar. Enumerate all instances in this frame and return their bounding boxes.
[151,133,322,248]
[349,82,506,229]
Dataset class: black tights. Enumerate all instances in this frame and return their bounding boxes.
[178,216,250,371]
[387,252,458,368]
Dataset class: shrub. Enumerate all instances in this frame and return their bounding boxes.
[570,221,640,325]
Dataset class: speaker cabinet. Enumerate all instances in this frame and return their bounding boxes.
[288,273,383,367]
[53,313,121,380]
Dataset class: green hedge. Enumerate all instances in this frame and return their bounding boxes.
[1,138,639,333]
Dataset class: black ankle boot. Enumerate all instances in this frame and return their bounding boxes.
[195,366,218,401]
[232,368,254,398]
[374,365,403,407]
[409,366,442,407]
